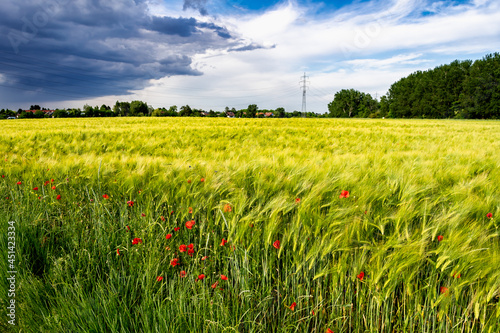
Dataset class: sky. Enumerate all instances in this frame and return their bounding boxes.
[0,0,499,113]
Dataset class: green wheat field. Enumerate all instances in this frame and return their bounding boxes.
[1,117,499,332]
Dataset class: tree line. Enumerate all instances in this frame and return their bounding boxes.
[329,52,500,119]
[0,102,327,119]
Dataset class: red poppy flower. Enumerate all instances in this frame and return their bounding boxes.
[188,249,195,257]
[200,178,205,182]
[156,276,163,282]
[187,179,191,184]
[127,200,134,207]
[174,227,180,232]
[452,272,461,278]
[141,213,146,217]
[188,207,193,214]
[102,194,109,199]
[487,213,493,219]
[312,310,315,315]
[357,271,365,281]
[201,256,208,261]
[273,240,280,249]
[161,216,165,221]
[51,185,56,190]
[17,181,22,185]
[198,274,205,280]
[56,194,61,200]
[44,180,49,186]
[220,238,228,246]
[440,286,449,295]
[116,248,120,256]
[170,210,174,215]
[185,220,195,229]
[126,225,130,231]
[339,190,349,198]
[221,274,228,281]
[188,244,194,250]
[223,203,232,213]
[33,187,38,191]
[166,234,172,240]
[289,302,297,311]
[51,179,54,183]
[180,270,186,277]
[211,281,219,289]
[179,244,187,252]
[327,329,334,333]
[132,238,143,245]
[1,175,4,178]
[295,198,301,204]
[437,235,443,242]
[170,258,180,266]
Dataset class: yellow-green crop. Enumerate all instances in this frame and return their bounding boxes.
[1,117,499,332]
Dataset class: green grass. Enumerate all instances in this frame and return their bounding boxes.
[1,117,499,332]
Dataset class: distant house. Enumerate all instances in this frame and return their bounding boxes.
[226,111,235,118]
[24,109,55,117]
[200,111,209,117]
[264,112,274,117]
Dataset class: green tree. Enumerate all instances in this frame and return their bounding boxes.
[275,107,285,118]
[130,101,149,116]
[53,109,68,118]
[167,105,178,116]
[151,108,165,117]
[458,53,500,119]
[113,101,131,116]
[385,59,472,118]
[179,105,193,117]
[247,104,257,118]
[98,104,111,117]
[83,104,95,117]
[379,95,390,118]
[68,108,82,117]
[328,89,376,118]
[18,111,34,119]
[0,109,15,119]
[34,110,45,118]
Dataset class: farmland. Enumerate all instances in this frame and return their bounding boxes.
[1,117,500,332]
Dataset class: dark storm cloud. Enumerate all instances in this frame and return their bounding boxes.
[149,16,200,37]
[183,0,209,16]
[148,16,231,39]
[0,0,235,105]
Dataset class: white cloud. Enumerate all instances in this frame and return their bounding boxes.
[56,0,500,113]
[344,53,430,69]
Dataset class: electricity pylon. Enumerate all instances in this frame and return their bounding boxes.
[300,72,309,117]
